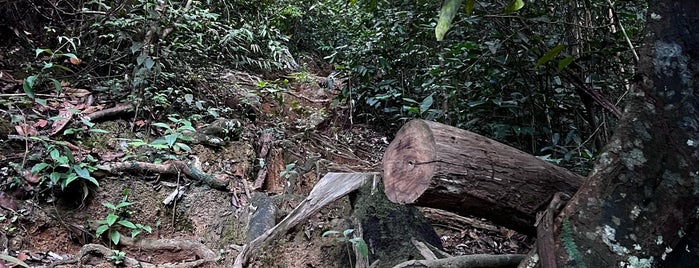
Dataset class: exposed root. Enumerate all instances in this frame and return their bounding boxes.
[98,158,229,190]
[48,237,217,268]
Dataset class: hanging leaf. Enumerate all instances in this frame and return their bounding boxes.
[419,93,434,114]
[23,75,37,99]
[504,0,524,14]
[435,0,465,41]
[558,57,575,71]
[536,44,565,68]
[465,0,476,15]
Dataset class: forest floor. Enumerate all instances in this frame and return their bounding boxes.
[0,57,532,267]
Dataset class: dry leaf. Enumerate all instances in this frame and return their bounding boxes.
[34,119,48,128]
[63,87,91,98]
[69,57,82,65]
[22,169,41,184]
[50,109,73,136]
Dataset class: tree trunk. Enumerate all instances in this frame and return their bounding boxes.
[548,1,699,266]
[382,119,582,234]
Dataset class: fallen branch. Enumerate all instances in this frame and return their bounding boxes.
[233,172,375,267]
[253,131,274,189]
[98,159,229,190]
[392,254,525,268]
[49,236,217,268]
[83,103,136,122]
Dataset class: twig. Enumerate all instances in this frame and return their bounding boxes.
[606,0,639,63]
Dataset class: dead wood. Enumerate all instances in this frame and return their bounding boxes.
[253,131,274,189]
[49,238,216,268]
[98,159,228,190]
[233,172,375,268]
[420,208,503,233]
[382,119,582,234]
[83,103,136,122]
[391,254,525,268]
[534,192,569,268]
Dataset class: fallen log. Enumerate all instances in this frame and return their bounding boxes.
[382,119,582,234]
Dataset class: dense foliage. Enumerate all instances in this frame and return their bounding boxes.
[285,0,645,174]
[1,0,645,177]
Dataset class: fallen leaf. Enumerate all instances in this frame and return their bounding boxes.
[50,109,73,136]
[33,119,48,128]
[63,87,91,98]
[0,192,17,211]
[16,251,27,261]
[21,169,40,184]
[69,57,82,65]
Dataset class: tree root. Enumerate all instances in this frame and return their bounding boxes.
[49,236,217,268]
[98,158,229,190]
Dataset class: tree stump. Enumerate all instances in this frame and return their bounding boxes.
[382,119,582,234]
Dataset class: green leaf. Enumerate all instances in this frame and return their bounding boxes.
[50,79,62,93]
[81,119,95,127]
[89,128,110,134]
[74,166,91,179]
[61,173,78,189]
[558,57,574,71]
[115,201,134,209]
[419,94,434,114]
[50,149,61,161]
[106,213,118,226]
[322,230,341,237]
[130,42,142,54]
[185,94,194,104]
[464,0,476,15]
[131,229,142,238]
[49,172,61,185]
[110,230,121,245]
[504,0,524,13]
[536,44,565,68]
[63,53,78,59]
[31,162,50,174]
[164,133,180,147]
[82,173,99,187]
[136,55,146,66]
[35,98,47,106]
[435,0,464,41]
[23,75,37,98]
[350,237,369,257]
[143,225,152,233]
[145,57,155,70]
[96,224,109,236]
[35,48,52,57]
[175,142,192,153]
[342,229,355,237]
[102,202,117,210]
[118,220,137,229]
[152,122,171,129]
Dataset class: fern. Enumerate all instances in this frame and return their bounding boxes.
[561,218,587,268]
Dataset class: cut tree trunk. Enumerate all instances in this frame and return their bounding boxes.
[350,175,443,267]
[382,119,582,234]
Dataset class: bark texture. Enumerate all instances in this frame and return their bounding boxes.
[382,119,582,234]
[552,1,699,266]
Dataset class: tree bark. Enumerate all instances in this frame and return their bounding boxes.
[549,1,699,266]
[382,119,582,234]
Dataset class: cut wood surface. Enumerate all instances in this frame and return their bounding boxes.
[382,119,582,234]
